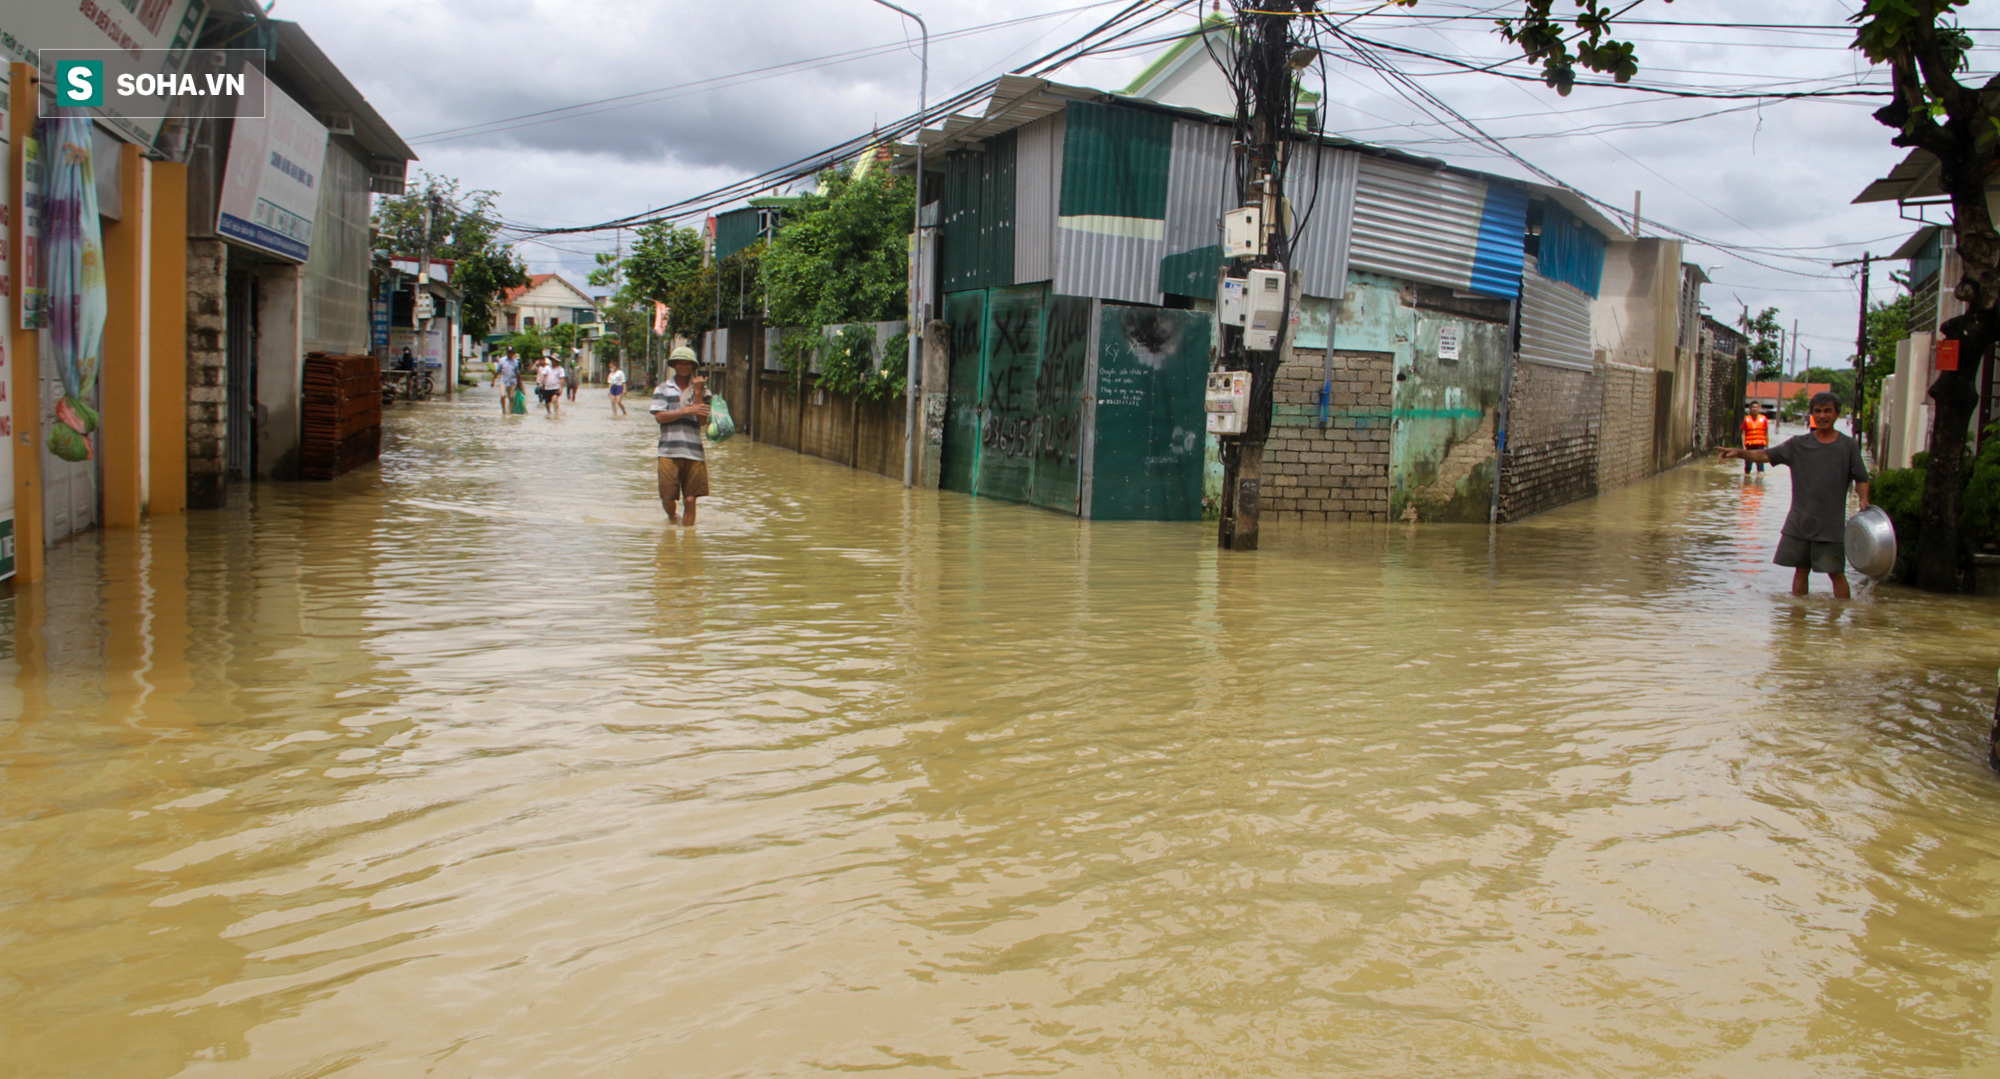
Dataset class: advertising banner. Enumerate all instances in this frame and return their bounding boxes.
[0,86,12,581]
[216,67,327,263]
[17,130,42,329]
[1,0,207,146]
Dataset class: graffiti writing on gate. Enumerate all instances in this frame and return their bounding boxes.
[978,296,1089,464]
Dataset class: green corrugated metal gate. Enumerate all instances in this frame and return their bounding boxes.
[939,285,1208,520]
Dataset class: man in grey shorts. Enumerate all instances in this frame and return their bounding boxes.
[1719,391,1871,597]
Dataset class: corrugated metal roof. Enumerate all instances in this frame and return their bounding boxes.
[1284,142,1358,299]
[1520,261,1594,372]
[1350,157,1486,292]
[1014,112,1063,284]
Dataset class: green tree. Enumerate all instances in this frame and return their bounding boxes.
[1802,366,1856,407]
[374,172,529,342]
[1856,285,1918,432]
[589,221,759,345]
[763,166,913,332]
[1737,307,1785,381]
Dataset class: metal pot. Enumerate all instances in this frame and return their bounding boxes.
[1845,505,1897,578]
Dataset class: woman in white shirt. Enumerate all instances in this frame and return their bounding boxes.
[607,360,628,416]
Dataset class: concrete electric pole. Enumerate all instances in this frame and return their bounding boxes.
[1835,252,1871,446]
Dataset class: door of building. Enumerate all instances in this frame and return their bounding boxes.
[226,268,258,479]
[40,330,101,547]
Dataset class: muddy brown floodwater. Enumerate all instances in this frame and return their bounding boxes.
[4,395,2000,1078]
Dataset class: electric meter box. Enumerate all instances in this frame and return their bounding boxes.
[1245,268,1287,351]
[1223,206,1263,258]
[1218,277,1248,327]
[1205,371,1251,435]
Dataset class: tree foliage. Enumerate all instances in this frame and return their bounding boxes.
[762,167,913,332]
[1737,307,1785,381]
[1846,0,1999,591]
[373,172,529,342]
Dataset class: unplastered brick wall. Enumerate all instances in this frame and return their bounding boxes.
[1500,359,1599,521]
[1262,349,1392,522]
[1598,359,1658,493]
[185,238,228,510]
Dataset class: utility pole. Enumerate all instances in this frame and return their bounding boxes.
[1216,0,1308,552]
[1835,252,1871,447]
[1789,318,1800,423]
[419,186,435,398]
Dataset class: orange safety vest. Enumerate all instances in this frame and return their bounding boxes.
[1742,414,1769,447]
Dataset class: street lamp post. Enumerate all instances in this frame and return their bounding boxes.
[866,0,927,489]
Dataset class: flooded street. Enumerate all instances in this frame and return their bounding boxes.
[7,392,2000,1078]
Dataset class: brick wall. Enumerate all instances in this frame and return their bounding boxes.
[1500,359,1599,521]
[1261,349,1392,522]
[1598,359,1657,493]
[186,238,227,510]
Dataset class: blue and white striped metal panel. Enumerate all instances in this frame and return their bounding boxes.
[1352,157,1524,299]
[1284,143,1359,300]
[1163,119,1231,257]
[1014,112,1063,284]
[1519,258,1595,371]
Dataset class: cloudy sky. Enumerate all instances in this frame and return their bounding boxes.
[283,0,1997,367]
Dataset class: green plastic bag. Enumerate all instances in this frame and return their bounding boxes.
[705,395,736,442]
[511,387,528,414]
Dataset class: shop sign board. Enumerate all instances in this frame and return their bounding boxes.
[2,0,207,146]
[216,67,326,263]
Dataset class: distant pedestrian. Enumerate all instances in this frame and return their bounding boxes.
[1739,401,1770,474]
[564,355,581,401]
[493,349,520,415]
[536,355,564,416]
[607,359,628,416]
[1719,391,1871,597]
[651,346,711,526]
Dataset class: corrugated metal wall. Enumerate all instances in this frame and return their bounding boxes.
[1053,101,1171,306]
[1283,142,1359,300]
[941,130,1018,293]
[1157,118,1232,298]
[713,207,761,261]
[1013,112,1062,284]
[1350,157,1486,294]
[1519,259,1595,371]
[1469,182,1528,299]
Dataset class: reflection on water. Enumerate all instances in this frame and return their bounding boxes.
[4,393,2000,1078]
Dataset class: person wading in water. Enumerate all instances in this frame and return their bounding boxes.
[1740,401,1770,474]
[651,347,711,526]
[1720,392,1871,597]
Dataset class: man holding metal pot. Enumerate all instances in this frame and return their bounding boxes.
[1720,392,1871,598]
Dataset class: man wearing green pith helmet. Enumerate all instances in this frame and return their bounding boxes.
[650,346,711,526]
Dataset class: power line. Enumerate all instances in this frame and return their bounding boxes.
[406,2,1128,146]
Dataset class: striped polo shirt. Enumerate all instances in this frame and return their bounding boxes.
[651,378,705,461]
